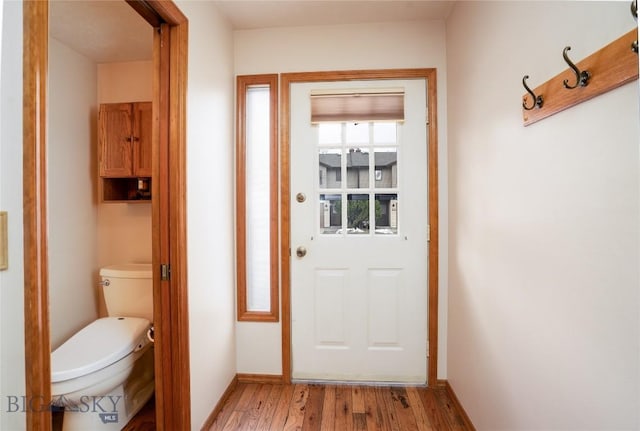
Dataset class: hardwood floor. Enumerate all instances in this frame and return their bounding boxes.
[208,382,471,431]
[122,396,156,431]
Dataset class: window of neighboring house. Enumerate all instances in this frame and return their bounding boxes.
[236,75,279,322]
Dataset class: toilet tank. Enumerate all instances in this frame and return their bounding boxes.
[100,264,153,322]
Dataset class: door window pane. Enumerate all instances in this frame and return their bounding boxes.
[375,194,398,235]
[346,122,368,144]
[318,123,342,145]
[373,122,397,144]
[347,194,369,235]
[346,148,369,189]
[319,149,341,189]
[374,148,397,188]
[320,194,342,234]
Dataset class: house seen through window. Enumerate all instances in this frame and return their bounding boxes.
[317,122,399,236]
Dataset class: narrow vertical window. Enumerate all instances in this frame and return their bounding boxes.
[237,75,279,321]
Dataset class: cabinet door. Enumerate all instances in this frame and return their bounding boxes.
[99,103,133,177]
[133,102,152,177]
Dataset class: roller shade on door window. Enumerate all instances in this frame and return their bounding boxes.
[310,88,404,123]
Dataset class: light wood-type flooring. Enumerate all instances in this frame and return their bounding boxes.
[122,396,155,431]
[56,382,470,430]
[208,382,471,431]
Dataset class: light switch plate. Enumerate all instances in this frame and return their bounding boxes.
[0,211,7,270]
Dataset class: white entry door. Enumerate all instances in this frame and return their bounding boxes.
[290,79,429,383]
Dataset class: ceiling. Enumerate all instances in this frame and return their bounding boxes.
[50,1,455,63]
[214,1,454,30]
[50,1,154,63]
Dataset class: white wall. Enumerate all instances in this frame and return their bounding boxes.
[446,2,639,429]
[97,61,152,104]
[96,61,153,271]
[0,1,25,429]
[234,20,450,379]
[176,1,237,428]
[0,0,3,418]
[48,37,99,350]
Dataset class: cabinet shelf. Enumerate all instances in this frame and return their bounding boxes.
[101,177,151,202]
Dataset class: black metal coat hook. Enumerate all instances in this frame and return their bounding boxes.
[522,75,543,110]
[562,46,590,89]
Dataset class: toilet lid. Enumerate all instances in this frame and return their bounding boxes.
[51,317,150,383]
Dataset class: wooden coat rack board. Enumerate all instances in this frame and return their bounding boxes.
[522,28,639,126]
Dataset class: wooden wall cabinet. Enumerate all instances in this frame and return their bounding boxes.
[98,102,152,202]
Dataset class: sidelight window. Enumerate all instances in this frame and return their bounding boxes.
[236,75,279,322]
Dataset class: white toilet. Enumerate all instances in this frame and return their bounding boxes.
[51,264,154,431]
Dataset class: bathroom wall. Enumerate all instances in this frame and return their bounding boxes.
[48,51,151,350]
[48,37,99,350]
[96,61,153,271]
[175,1,237,428]
[233,20,450,379]
[446,1,639,429]
[0,1,25,429]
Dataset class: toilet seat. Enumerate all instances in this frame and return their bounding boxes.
[52,317,150,383]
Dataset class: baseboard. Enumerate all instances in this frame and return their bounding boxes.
[441,380,476,431]
[236,373,284,384]
[435,378,448,388]
[199,374,238,431]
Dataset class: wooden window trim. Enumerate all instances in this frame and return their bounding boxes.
[236,74,279,322]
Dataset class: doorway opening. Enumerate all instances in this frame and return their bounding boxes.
[23,1,189,430]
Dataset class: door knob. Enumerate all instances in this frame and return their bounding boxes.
[296,246,307,258]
